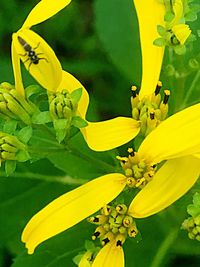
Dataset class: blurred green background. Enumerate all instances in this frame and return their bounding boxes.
[0,0,200,266]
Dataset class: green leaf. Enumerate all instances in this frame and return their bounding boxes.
[70,88,83,104]
[32,111,52,124]
[94,0,142,84]
[5,160,17,176]
[3,120,18,134]
[48,132,117,179]
[17,126,33,143]
[71,116,88,128]
[25,85,43,99]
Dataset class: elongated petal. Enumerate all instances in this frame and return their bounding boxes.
[92,241,124,267]
[139,103,200,164]
[22,0,72,28]
[129,156,200,218]
[134,0,165,99]
[12,29,62,92]
[81,118,140,151]
[22,173,126,254]
[11,41,25,96]
[57,70,89,118]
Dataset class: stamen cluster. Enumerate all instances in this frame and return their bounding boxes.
[0,132,26,163]
[182,214,200,241]
[131,82,170,136]
[48,89,77,120]
[0,82,35,125]
[88,204,138,248]
[117,148,156,189]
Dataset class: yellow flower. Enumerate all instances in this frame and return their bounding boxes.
[11,0,140,151]
[134,0,166,98]
[22,103,200,254]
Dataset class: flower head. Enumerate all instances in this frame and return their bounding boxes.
[22,103,200,255]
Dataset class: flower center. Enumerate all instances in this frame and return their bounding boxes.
[131,82,170,136]
[88,204,138,248]
[117,148,157,189]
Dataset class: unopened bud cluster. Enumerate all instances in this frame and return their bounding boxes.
[182,215,200,241]
[0,82,35,124]
[48,89,77,121]
[131,83,170,136]
[117,148,156,189]
[0,132,26,163]
[88,204,138,248]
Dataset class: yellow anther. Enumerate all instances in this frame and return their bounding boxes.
[116,234,126,247]
[116,204,127,215]
[163,90,170,104]
[135,177,146,188]
[101,232,114,246]
[157,81,162,87]
[116,156,128,163]
[101,205,111,216]
[131,85,137,92]
[123,216,133,227]
[128,224,138,238]
[92,226,106,240]
[126,177,136,187]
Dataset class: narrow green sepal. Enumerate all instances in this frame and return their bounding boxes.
[157,25,166,36]
[187,193,200,217]
[53,119,70,143]
[85,240,96,250]
[17,126,32,143]
[32,111,52,124]
[16,150,30,162]
[25,85,43,99]
[72,116,88,128]
[164,11,175,22]
[153,38,166,47]
[70,88,83,104]
[3,120,18,134]
[5,160,17,176]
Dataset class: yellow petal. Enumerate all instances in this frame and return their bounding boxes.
[172,24,191,45]
[169,0,183,27]
[22,173,126,254]
[22,0,72,28]
[92,241,124,267]
[11,41,25,96]
[57,70,89,118]
[128,155,200,218]
[139,103,200,164]
[12,29,62,92]
[134,0,165,99]
[81,118,140,151]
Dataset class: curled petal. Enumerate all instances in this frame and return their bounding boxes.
[172,24,191,45]
[22,0,72,28]
[11,41,24,95]
[22,173,126,254]
[134,0,165,99]
[57,70,89,118]
[139,103,200,164]
[128,156,200,218]
[81,118,140,151]
[92,241,124,267]
[12,29,62,92]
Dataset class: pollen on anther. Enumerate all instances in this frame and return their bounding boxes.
[155,81,162,95]
[163,90,170,104]
[131,85,138,98]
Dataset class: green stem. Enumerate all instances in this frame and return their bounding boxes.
[181,69,200,108]
[150,229,178,267]
[0,171,86,185]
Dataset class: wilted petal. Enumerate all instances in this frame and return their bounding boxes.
[139,103,200,164]
[11,41,24,95]
[57,70,89,118]
[128,156,200,218]
[22,173,126,254]
[12,29,62,92]
[134,0,165,99]
[81,118,140,151]
[92,241,124,267]
[22,0,72,28]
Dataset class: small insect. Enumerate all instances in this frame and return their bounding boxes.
[17,36,48,70]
